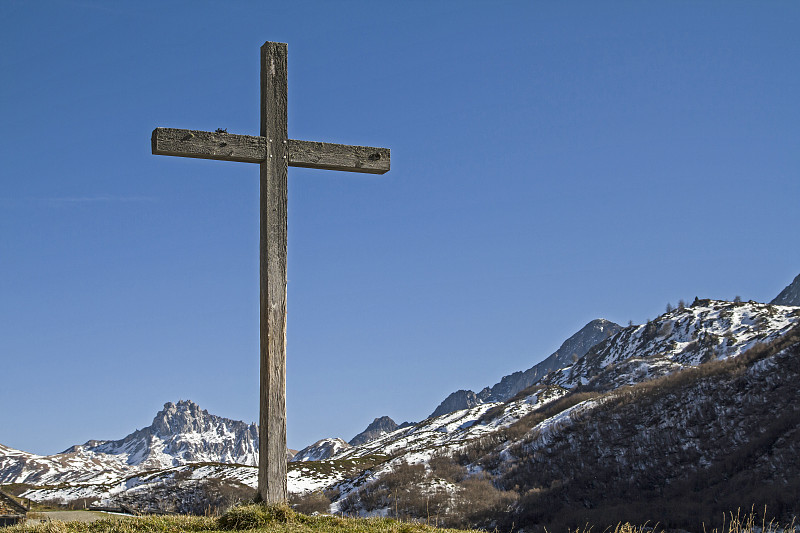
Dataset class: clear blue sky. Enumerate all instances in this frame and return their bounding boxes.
[1,1,798,455]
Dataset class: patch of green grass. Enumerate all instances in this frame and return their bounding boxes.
[288,454,389,478]
[1,484,35,498]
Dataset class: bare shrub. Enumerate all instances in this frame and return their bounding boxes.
[340,460,426,517]
[341,457,515,528]
[451,475,517,528]
[289,491,330,515]
[455,434,506,466]
[428,453,466,483]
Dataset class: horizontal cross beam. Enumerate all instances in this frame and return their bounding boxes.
[152,127,390,174]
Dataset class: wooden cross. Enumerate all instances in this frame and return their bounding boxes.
[151,41,390,504]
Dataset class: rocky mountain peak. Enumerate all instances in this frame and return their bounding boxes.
[151,400,209,436]
[366,416,396,430]
[349,416,413,446]
[82,400,259,469]
[292,438,352,462]
[429,390,480,419]
[771,272,800,306]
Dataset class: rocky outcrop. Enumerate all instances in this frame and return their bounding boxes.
[348,416,413,446]
[482,318,622,402]
[428,390,481,419]
[772,272,800,306]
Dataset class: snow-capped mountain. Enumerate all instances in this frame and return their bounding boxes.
[291,438,352,462]
[0,400,257,486]
[544,299,799,391]
[429,318,622,417]
[290,417,417,462]
[332,384,570,461]
[0,441,133,486]
[74,400,259,468]
[65,400,258,469]
[482,326,800,530]
[316,301,795,467]
[329,301,800,529]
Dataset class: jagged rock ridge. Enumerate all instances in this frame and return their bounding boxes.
[429,318,622,417]
[73,400,259,469]
[428,390,481,419]
[771,272,800,306]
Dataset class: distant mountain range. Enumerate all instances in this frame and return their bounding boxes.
[0,400,258,487]
[2,273,799,527]
[288,318,621,463]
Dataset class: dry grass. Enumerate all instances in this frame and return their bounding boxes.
[704,506,797,533]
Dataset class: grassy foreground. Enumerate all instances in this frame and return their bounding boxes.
[4,504,796,533]
[5,504,476,533]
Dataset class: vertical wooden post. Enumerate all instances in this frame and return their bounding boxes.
[152,39,388,504]
[258,41,288,504]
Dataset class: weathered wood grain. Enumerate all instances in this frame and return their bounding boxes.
[152,128,390,174]
[152,128,265,163]
[151,39,390,507]
[289,140,389,174]
[258,41,289,504]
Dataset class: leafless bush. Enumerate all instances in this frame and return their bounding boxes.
[428,453,466,483]
[289,491,331,515]
[340,458,515,528]
[455,433,507,466]
[450,475,517,528]
[340,460,426,517]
